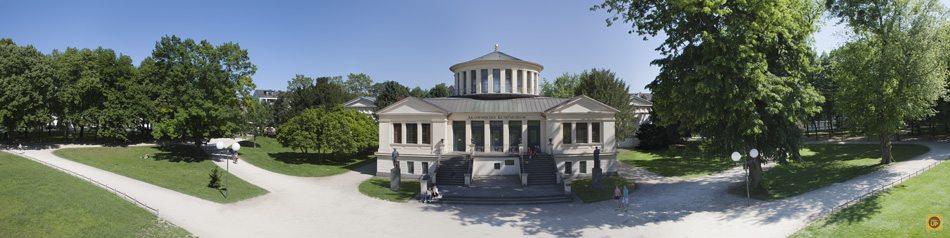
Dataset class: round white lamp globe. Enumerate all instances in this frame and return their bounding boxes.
[216,141,224,150]
[731,152,741,162]
[750,149,759,158]
[231,142,240,152]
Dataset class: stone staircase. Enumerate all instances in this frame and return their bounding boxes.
[432,194,572,205]
[436,156,471,186]
[523,154,558,186]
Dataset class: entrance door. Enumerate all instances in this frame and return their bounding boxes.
[453,121,465,152]
[527,120,541,148]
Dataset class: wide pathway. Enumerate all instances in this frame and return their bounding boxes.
[6,139,949,237]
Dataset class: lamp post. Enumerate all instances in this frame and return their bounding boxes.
[731,148,758,206]
[216,141,239,199]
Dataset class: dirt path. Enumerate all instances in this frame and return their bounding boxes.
[6,139,948,237]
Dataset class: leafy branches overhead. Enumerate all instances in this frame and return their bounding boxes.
[594,0,824,192]
[0,39,53,139]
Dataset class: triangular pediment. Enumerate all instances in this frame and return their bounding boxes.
[377,97,447,115]
[546,95,619,114]
[343,97,376,108]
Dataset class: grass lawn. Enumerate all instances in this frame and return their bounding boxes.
[790,157,950,237]
[358,178,420,203]
[53,145,268,203]
[0,151,194,237]
[236,136,375,177]
[572,176,637,203]
[731,144,930,200]
[619,141,735,178]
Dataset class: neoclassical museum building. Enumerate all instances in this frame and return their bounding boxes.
[375,48,619,187]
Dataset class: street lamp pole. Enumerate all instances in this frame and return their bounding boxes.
[732,148,759,206]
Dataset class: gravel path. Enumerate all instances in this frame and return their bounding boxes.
[6,139,948,238]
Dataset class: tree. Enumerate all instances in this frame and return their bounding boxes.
[573,69,638,142]
[541,72,580,98]
[827,0,949,164]
[594,0,824,193]
[345,73,374,97]
[276,106,375,159]
[410,86,429,98]
[247,98,274,148]
[429,83,451,98]
[149,35,257,155]
[284,75,350,118]
[0,38,53,141]
[375,81,410,111]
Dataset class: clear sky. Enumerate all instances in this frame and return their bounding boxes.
[2,0,948,93]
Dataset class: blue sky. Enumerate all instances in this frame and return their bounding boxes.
[2,0,947,93]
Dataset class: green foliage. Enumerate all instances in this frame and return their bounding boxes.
[277,106,377,156]
[148,35,257,153]
[429,83,451,98]
[571,177,637,203]
[410,86,429,98]
[208,167,222,188]
[0,38,54,139]
[0,151,194,237]
[358,178,420,203]
[575,68,637,142]
[282,74,351,120]
[51,47,139,141]
[827,0,949,163]
[52,145,268,203]
[635,124,676,150]
[541,72,580,98]
[345,73,374,97]
[374,81,411,110]
[594,0,825,192]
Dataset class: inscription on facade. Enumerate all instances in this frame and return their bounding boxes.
[467,115,527,120]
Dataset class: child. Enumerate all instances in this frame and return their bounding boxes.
[622,186,630,212]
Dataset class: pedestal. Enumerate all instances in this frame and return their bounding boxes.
[592,168,603,190]
[390,168,401,191]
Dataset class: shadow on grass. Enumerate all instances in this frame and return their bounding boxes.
[623,142,734,177]
[820,187,888,227]
[152,144,208,163]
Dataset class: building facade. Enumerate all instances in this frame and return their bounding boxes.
[342,97,377,117]
[375,49,620,185]
[253,89,281,104]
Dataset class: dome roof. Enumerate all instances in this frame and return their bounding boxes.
[449,50,543,72]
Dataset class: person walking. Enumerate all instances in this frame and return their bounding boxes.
[613,186,621,210]
[622,185,630,212]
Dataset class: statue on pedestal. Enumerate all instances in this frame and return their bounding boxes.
[592,147,603,190]
[390,149,401,190]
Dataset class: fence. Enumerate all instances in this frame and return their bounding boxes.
[9,150,160,216]
[807,160,944,223]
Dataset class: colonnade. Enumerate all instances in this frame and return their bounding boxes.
[454,68,539,96]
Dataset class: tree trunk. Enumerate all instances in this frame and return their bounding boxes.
[194,137,204,157]
[879,134,895,164]
[79,125,85,140]
[746,145,766,193]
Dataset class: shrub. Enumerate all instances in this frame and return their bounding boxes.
[208,167,222,189]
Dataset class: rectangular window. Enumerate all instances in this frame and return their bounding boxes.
[508,121,521,148]
[407,161,414,174]
[505,69,512,93]
[592,123,601,143]
[462,71,467,94]
[564,161,573,175]
[422,123,431,144]
[481,69,488,93]
[517,70,523,93]
[470,70,477,93]
[406,123,417,144]
[563,123,573,144]
[580,161,587,174]
[471,121,484,149]
[422,162,429,175]
[393,123,402,143]
[493,69,501,93]
[494,163,501,170]
[576,122,588,143]
[490,121,503,152]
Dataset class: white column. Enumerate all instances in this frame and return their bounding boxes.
[487,70,494,93]
[483,122,490,152]
[465,120,471,152]
[571,122,577,144]
[502,120,509,152]
[527,71,534,95]
[587,122,593,144]
[499,69,506,93]
[535,72,539,95]
[521,120,527,151]
[455,73,459,95]
[417,123,423,144]
[401,123,407,145]
[520,69,526,94]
